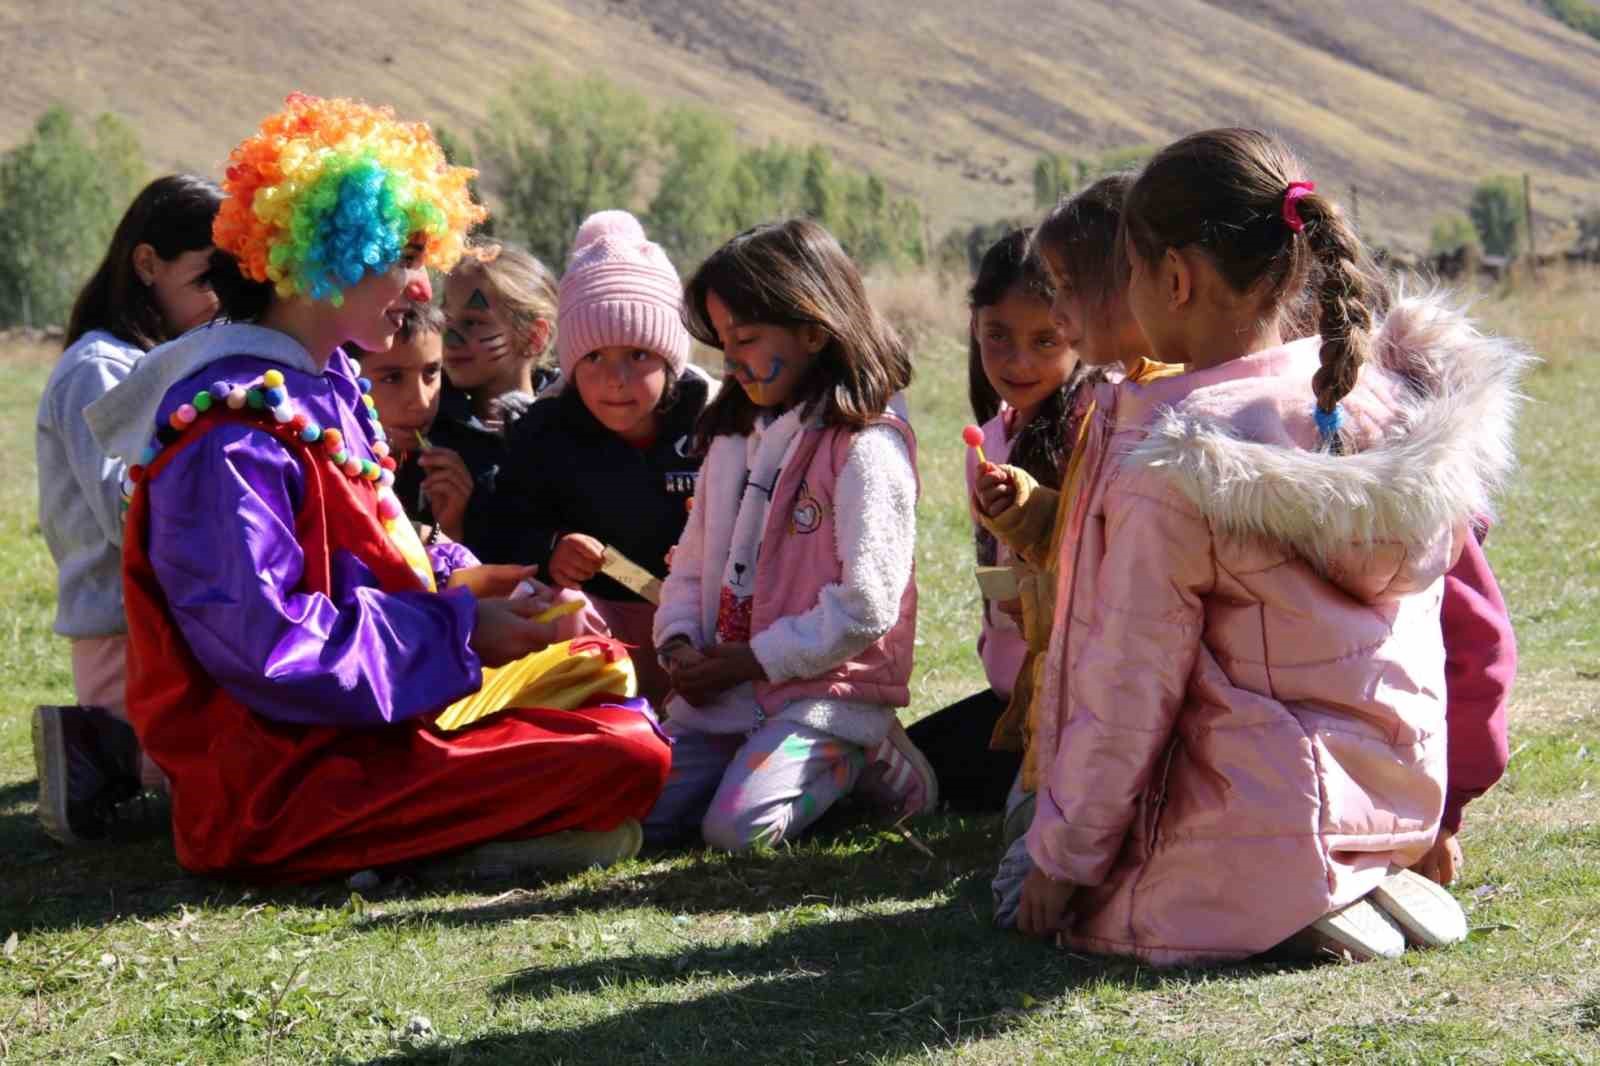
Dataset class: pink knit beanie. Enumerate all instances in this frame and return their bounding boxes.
[556,210,691,378]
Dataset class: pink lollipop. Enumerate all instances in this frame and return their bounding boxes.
[962,424,988,465]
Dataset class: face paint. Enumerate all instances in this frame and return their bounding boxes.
[477,332,508,357]
[443,327,468,349]
[724,354,786,404]
[465,287,491,311]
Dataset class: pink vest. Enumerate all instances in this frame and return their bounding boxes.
[750,416,919,713]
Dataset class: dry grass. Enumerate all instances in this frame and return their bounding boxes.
[2,1,1599,246]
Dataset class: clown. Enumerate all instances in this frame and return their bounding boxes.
[84,95,669,882]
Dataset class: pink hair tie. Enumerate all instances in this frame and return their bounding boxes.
[1282,181,1317,234]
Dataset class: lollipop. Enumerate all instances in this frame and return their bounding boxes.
[962,424,988,465]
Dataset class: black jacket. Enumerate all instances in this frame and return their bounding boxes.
[466,371,711,603]
[393,383,512,537]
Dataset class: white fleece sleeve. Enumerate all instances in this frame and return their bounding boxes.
[750,425,916,684]
[50,355,133,549]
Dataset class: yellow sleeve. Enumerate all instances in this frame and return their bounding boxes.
[977,466,1060,569]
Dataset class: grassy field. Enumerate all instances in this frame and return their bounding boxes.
[4,0,1600,246]
[0,271,1597,1064]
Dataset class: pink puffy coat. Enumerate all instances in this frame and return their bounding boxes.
[1026,295,1529,965]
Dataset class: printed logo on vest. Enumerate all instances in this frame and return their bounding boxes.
[791,480,827,535]
[674,434,692,458]
[665,471,698,495]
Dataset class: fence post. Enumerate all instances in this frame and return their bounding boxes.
[1523,172,1537,279]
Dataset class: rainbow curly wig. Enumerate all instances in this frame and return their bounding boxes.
[213,93,487,303]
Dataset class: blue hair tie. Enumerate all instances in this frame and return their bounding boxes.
[1313,403,1345,441]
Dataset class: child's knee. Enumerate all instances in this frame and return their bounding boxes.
[701,804,781,853]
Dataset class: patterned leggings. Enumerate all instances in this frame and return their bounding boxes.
[644,718,868,851]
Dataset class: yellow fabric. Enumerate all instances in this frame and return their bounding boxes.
[982,359,1185,786]
[432,639,638,732]
[384,516,437,593]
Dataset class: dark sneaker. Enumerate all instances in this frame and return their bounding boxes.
[32,705,161,844]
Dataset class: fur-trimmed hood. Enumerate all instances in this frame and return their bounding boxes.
[1122,293,1532,595]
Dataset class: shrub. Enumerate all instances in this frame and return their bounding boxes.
[0,106,146,327]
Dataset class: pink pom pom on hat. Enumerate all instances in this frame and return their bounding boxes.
[556,210,691,379]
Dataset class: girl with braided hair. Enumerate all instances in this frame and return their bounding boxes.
[1013,128,1529,965]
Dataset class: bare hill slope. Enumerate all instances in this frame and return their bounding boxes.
[3,0,1597,249]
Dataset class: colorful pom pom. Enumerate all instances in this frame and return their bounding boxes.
[272,405,294,424]
[139,446,157,466]
[193,391,213,413]
[246,389,265,410]
[372,441,390,460]
[357,377,373,394]
[379,456,396,471]
[301,424,323,443]
[361,460,381,481]
[376,494,403,521]
[262,369,285,389]
[343,458,363,477]
[288,413,309,432]
[331,450,349,466]
[128,465,145,483]
[378,469,395,489]
[210,381,232,401]
[264,386,287,407]
[322,428,343,450]
[212,94,487,305]
[227,388,248,410]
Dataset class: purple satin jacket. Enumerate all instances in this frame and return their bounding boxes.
[143,348,484,728]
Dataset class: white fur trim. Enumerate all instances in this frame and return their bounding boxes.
[1126,293,1533,568]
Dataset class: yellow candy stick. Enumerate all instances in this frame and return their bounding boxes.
[532,598,585,624]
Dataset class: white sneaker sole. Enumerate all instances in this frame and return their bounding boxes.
[1372,868,1468,948]
[888,720,939,817]
[1308,897,1406,961]
[428,818,643,880]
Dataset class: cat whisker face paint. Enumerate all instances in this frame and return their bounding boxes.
[442,279,520,390]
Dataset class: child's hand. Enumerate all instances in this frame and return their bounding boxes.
[670,643,767,707]
[550,533,606,589]
[468,596,560,667]
[1017,867,1076,938]
[447,563,539,600]
[975,463,1018,518]
[419,447,473,542]
[1410,830,1463,886]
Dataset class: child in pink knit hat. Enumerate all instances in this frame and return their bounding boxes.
[468,210,715,707]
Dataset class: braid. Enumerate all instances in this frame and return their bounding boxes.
[1303,197,1380,419]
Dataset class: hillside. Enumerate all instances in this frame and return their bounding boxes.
[3,0,1599,251]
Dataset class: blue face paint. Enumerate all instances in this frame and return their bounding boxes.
[725,355,785,386]
[443,327,467,349]
[465,287,491,311]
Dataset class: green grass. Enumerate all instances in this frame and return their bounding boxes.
[1,298,1598,1063]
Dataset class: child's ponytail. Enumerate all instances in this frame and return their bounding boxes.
[1293,192,1383,433]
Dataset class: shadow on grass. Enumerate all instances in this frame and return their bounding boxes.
[347,901,1173,1066]
[356,812,1006,930]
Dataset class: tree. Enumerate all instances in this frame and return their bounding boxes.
[0,106,148,328]
[478,70,651,265]
[1428,213,1480,255]
[647,108,743,266]
[1033,146,1153,209]
[1467,175,1526,258]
